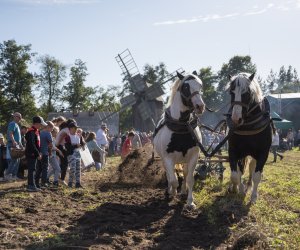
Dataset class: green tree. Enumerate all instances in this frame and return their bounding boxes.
[0,39,37,127]
[142,62,169,87]
[197,67,218,108]
[266,69,277,93]
[217,55,256,103]
[62,59,94,111]
[37,55,67,113]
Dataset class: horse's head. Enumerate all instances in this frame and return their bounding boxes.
[177,71,205,115]
[228,72,263,126]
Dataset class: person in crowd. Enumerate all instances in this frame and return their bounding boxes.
[17,125,28,179]
[0,134,8,182]
[296,129,300,150]
[271,130,284,163]
[65,122,85,188]
[51,116,66,128]
[86,132,105,170]
[108,135,115,156]
[48,126,63,187]
[121,131,135,160]
[20,126,28,147]
[96,123,109,168]
[77,128,83,137]
[287,129,294,150]
[5,112,22,181]
[55,119,74,185]
[116,133,122,155]
[131,128,142,150]
[25,116,47,192]
[35,121,54,188]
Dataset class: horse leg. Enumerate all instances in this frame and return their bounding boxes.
[180,164,188,195]
[246,157,256,193]
[251,155,267,203]
[186,157,198,209]
[164,159,178,197]
[229,158,239,193]
[238,164,245,195]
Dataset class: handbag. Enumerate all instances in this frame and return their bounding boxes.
[92,150,102,163]
[10,147,25,159]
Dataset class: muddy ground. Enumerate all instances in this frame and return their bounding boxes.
[0,145,268,249]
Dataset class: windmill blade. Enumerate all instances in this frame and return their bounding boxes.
[120,93,137,107]
[145,84,165,100]
[160,68,185,85]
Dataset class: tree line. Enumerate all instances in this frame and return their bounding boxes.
[0,39,299,131]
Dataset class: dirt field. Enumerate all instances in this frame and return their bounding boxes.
[0,145,299,249]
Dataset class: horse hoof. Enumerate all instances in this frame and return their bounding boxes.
[185,202,196,210]
[227,186,237,194]
[250,194,258,204]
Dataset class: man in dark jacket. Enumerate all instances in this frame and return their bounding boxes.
[25,116,47,192]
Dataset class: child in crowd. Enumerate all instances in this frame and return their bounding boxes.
[121,131,135,160]
[65,122,85,188]
[48,126,63,187]
[35,121,54,188]
[86,132,105,170]
[25,116,47,192]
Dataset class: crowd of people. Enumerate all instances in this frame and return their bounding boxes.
[0,112,153,192]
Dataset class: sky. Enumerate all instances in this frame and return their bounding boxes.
[1,0,300,93]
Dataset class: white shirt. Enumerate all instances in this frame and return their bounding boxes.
[272,133,280,146]
[96,128,108,147]
[56,127,70,146]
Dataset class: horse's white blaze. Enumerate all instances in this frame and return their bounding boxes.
[232,86,243,124]
[186,79,205,114]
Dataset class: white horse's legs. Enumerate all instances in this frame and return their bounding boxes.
[186,158,197,208]
[180,164,188,195]
[251,171,261,203]
[230,171,239,193]
[164,159,178,197]
[230,166,244,194]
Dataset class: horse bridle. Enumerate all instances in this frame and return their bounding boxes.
[230,80,261,121]
[177,80,201,110]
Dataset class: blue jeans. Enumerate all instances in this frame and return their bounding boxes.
[6,157,20,177]
[27,157,37,187]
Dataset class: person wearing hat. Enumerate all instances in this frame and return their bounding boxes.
[96,123,109,168]
[65,121,85,188]
[5,112,22,181]
[25,116,47,192]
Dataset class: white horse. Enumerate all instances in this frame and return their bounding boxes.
[153,71,205,208]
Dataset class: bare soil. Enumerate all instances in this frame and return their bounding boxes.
[0,144,270,249]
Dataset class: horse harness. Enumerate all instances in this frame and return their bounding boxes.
[226,97,273,135]
[153,77,200,137]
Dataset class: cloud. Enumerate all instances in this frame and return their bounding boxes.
[153,1,300,26]
[153,12,240,26]
[9,0,101,5]
[244,9,267,16]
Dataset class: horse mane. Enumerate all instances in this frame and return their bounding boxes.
[229,73,264,103]
[167,78,181,107]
